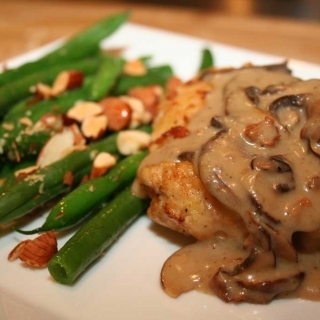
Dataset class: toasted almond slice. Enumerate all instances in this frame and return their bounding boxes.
[123,59,146,76]
[52,70,84,96]
[128,85,163,120]
[61,144,88,158]
[120,96,151,128]
[90,152,117,179]
[40,113,63,131]
[30,113,63,133]
[63,171,74,185]
[19,117,33,127]
[2,122,14,131]
[8,240,31,261]
[19,231,58,268]
[117,130,151,155]
[99,97,132,131]
[0,178,6,187]
[14,165,40,181]
[34,82,53,99]
[81,174,90,184]
[81,114,108,139]
[67,101,103,123]
[70,123,86,145]
[36,126,78,168]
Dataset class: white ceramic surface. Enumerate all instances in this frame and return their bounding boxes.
[1,23,320,320]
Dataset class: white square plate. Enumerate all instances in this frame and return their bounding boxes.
[1,22,320,320]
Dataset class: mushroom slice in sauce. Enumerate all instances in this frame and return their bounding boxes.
[250,155,295,193]
[212,267,304,304]
[245,86,261,105]
[301,114,320,156]
[210,247,304,304]
[269,94,307,128]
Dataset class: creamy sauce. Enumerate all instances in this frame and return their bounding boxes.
[139,67,320,303]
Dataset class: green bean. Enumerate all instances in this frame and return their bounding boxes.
[88,55,125,100]
[8,164,92,221]
[0,77,93,160]
[3,97,32,122]
[0,161,15,179]
[113,65,173,95]
[0,132,120,224]
[0,157,36,192]
[198,48,214,71]
[0,57,101,116]
[5,131,52,160]
[48,187,149,284]
[17,151,147,234]
[0,12,129,87]
[3,76,90,123]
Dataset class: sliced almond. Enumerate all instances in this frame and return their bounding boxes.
[14,165,40,181]
[63,171,74,185]
[8,240,31,261]
[34,82,53,99]
[99,97,132,131]
[81,114,108,139]
[31,113,63,134]
[19,117,33,127]
[117,130,151,155]
[120,96,151,128]
[123,59,146,76]
[36,126,79,168]
[18,231,58,268]
[67,101,103,123]
[2,122,14,131]
[39,113,63,131]
[90,152,117,179]
[52,70,84,96]
[61,144,88,158]
[128,85,163,120]
[0,178,6,188]
[81,174,90,184]
[70,123,86,145]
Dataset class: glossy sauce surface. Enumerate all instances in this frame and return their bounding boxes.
[140,67,320,303]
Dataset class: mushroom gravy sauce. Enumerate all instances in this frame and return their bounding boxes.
[139,66,320,303]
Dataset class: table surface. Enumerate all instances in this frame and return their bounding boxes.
[1,0,320,65]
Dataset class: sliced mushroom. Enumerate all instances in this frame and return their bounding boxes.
[211,270,304,304]
[210,116,224,129]
[198,130,239,205]
[269,94,307,128]
[177,151,195,162]
[251,155,295,193]
[245,86,261,105]
[292,228,320,253]
[261,84,287,95]
[301,116,320,156]
[248,198,298,262]
[210,247,303,303]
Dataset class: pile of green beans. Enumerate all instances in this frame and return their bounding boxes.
[0,12,215,285]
